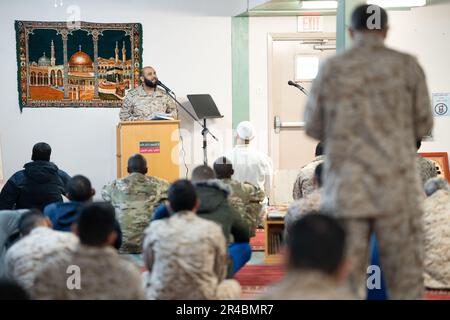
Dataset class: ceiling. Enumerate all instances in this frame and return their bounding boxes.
[239,0,450,17]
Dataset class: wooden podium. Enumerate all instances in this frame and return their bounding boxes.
[116,120,180,182]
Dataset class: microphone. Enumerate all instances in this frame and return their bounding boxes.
[288,80,301,89]
[156,80,174,94]
[288,80,309,96]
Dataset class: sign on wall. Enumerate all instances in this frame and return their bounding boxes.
[298,16,324,32]
[15,20,143,110]
[432,93,450,117]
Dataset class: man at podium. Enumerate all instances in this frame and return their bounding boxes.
[119,66,178,121]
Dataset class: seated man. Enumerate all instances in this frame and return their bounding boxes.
[143,180,241,300]
[0,209,29,278]
[192,165,251,276]
[292,142,324,200]
[44,175,122,250]
[213,156,265,237]
[285,163,323,236]
[102,154,169,253]
[0,142,70,211]
[262,213,355,299]
[4,209,79,294]
[33,202,145,300]
[423,177,450,289]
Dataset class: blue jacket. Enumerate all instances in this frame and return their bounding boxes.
[44,201,123,250]
[0,161,70,211]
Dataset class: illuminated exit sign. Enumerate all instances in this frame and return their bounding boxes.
[298,16,324,32]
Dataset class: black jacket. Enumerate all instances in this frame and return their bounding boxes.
[0,161,70,211]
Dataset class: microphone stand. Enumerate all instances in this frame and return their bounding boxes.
[159,84,219,166]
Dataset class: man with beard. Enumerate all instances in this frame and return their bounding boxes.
[119,66,178,121]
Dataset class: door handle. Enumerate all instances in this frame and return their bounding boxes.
[274,116,305,134]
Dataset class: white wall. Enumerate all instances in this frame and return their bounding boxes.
[249,4,450,157]
[0,0,237,197]
[387,4,450,155]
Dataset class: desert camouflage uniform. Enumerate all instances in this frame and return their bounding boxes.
[102,172,169,253]
[261,271,356,300]
[4,226,78,294]
[416,155,438,186]
[143,211,241,300]
[292,155,325,200]
[423,189,450,289]
[304,32,433,299]
[119,86,178,121]
[221,178,265,237]
[285,188,322,238]
[33,244,145,300]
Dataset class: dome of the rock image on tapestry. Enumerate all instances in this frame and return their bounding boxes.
[27,29,132,101]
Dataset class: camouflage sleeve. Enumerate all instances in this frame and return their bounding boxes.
[409,56,433,139]
[101,182,114,202]
[119,95,137,121]
[305,61,330,141]
[165,94,178,119]
[292,172,305,200]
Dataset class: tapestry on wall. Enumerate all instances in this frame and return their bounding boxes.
[15,21,143,110]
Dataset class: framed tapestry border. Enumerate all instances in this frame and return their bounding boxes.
[15,20,143,110]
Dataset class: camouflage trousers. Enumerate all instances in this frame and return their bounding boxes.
[339,211,424,300]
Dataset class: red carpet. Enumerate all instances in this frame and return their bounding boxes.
[234,264,285,299]
[250,229,265,251]
[425,290,450,300]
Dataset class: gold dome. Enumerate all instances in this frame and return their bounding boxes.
[69,49,93,66]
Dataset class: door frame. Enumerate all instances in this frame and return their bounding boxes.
[267,32,336,202]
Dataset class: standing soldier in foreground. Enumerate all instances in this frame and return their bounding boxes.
[304,5,433,299]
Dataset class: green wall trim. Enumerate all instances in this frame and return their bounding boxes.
[337,0,363,52]
[231,17,249,131]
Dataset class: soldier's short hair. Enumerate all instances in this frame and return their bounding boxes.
[77,202,116,246]
[128,154,147,174]
[286,213,346,275]
[66,175,92,202]
[314,163,323,188]
[351,4,388,31]
[315,142,324,157]
[213,157,233,179]
[18,209,46,236]
[424,177,450,197]
[191,165,216,182]
[32,142,51,161]
[168,179,197,212]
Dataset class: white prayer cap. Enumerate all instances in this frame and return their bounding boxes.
[236,121,255,141]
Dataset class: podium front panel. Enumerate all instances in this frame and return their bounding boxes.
[117,120,180,182]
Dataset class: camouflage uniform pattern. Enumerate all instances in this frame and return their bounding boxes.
[119,86,178,121]
[33,244,145,300]
[143,211,241,300]
[285,188,321,237]
[221,178,265,237]
[292,155,325,200]
[261,271,356,300]
[416,155,438,186]
[423,189,450,289]
[304,33,433,299]
[5,227,78,294]
[102,172,169,253]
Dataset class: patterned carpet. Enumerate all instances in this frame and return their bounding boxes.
[234,264,285,299]
[250,229,265,251]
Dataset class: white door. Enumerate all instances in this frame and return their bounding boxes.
[268,33,336,205]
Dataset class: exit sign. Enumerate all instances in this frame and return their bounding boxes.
[298,16,324,32]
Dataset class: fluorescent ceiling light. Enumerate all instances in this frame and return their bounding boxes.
[300,1,338,10]
[366,0,426,8]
